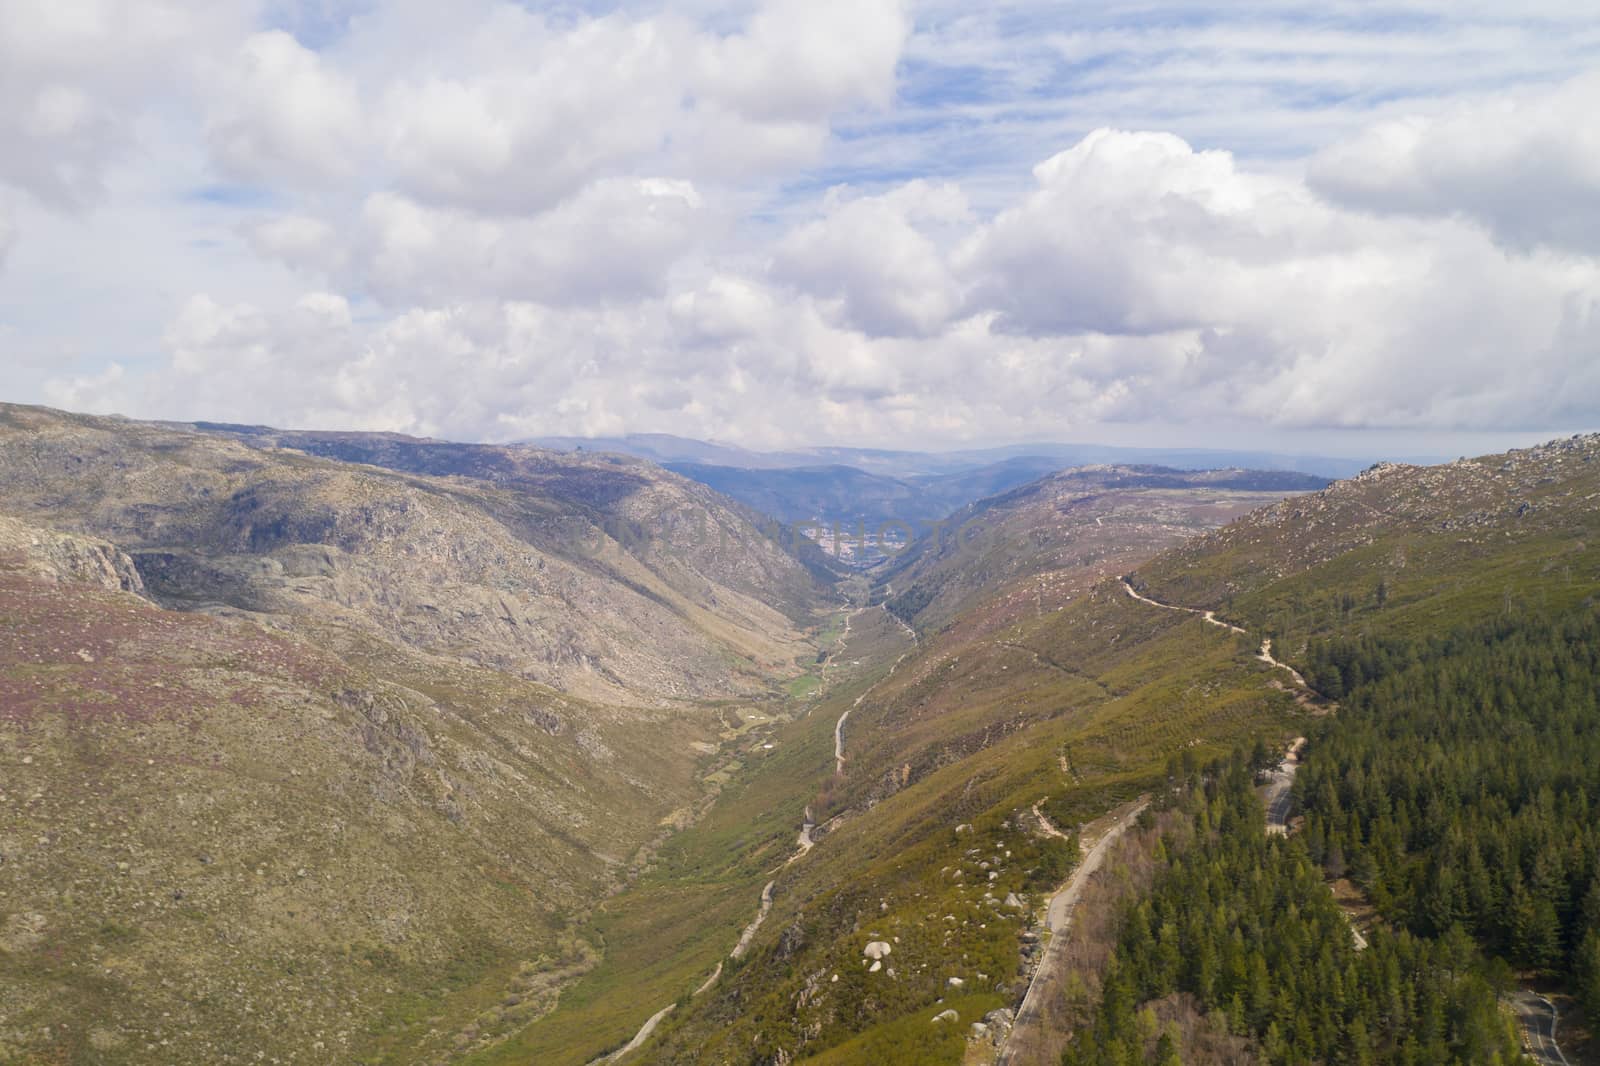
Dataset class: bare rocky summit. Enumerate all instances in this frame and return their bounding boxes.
[1140,433,1600,607]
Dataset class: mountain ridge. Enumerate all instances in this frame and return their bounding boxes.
[530,432,1391,480]
[0,403,834,706]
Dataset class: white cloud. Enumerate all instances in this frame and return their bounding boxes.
[369,0,908,215]
[772,180,969,336]
[0,202,13,269]
[11,1,1600,452]
[163,290,352,376]
[671,275,781,344]
[376,11,686,214]
[0,0,250,207]
[960,130,1285,336]
[1308,71,1600,254]
[206,30,364,185]
[957,127,1600,430]
[695,0,908,123]
[354,177,710,306]
[247,212,345,275]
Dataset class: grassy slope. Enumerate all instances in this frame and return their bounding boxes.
[1136,438,1600,670]
[0,544,720,1065]
[504,479,1329,1064]
[465,608,904,1065]
[562,441,1600,1063]
[640,587,1298,1065]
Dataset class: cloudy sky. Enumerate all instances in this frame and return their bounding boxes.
[2,1,1598,456]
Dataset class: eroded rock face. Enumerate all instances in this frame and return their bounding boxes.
[0,514,145,595]
[0,403,833,705]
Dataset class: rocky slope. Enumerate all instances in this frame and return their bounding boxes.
[0,405,835,705]
[880,465,1328,633]
[0,403,845,1065]
[0,509,720,1064]
[0,513,145,594]
[1136,433,1600,625]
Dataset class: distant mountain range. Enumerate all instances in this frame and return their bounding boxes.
[529,432,1390,479]
[658,456,1074,528]
[532,433,1379,528]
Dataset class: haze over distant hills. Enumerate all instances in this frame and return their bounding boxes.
[531,432,1392,480]
[532,433,1366,530]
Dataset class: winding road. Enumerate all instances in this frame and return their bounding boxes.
[730,881,775,960]
[834,603,918,775]
[1263,737,1305,835]
[1511,991,1571,1066]
[997,798,1150,1066]
[591,1004,677,1064]
[595,603,917,1063]
[1119,578,1314,692]
[834,702,852,775]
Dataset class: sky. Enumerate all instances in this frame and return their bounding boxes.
[1,0,1598,457]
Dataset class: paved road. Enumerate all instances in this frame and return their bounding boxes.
[997,798,1149,1066]
[1510,990,1570,1065]
[1263,737,1305,835]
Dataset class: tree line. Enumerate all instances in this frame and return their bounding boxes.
[1062,754,1525,1064]
[1297,605,1600,1023]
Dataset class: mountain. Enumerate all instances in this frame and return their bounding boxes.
[0,405,834,705]
[533,434,1370,535]
[10,399,1593,1066]
[533,433,1384,481]
[529,433,815,470]
[0,403,841,1064]
[661,463,919,527]
[663,453,1343,538]
[661,456,1088,531]
[880,465,1330,632]
[490,434,1599,1065]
